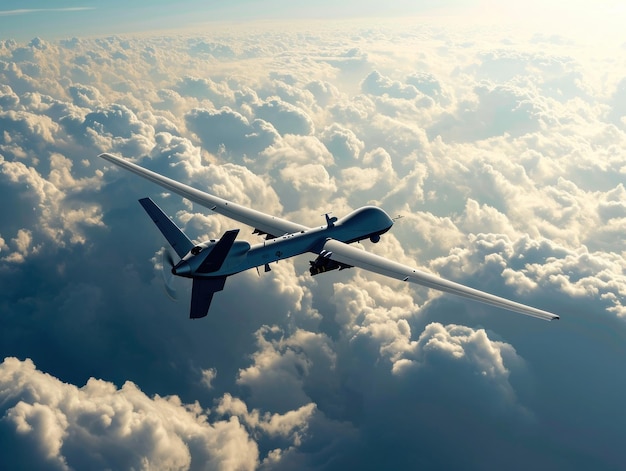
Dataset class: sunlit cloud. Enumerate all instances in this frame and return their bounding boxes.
[0,14,625,470]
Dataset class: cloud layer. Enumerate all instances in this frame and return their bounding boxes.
[1,19,625,470]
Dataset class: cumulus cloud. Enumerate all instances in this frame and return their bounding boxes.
[175,76,234,105]
[429,83,549,142]
[0,152,103,252]
[0,357,260,470]
[237,326,335,412]
[0,357,323,470]
[0,15,625,471]
[185,107,278,157]
[254,98,315,136]
[305,80,340,108]
[361,70,420,99]
[406,72,443,99]
[320,124,363,164]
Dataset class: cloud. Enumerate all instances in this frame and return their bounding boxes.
[472,49,588,101]
[406,72,443,99]
[189,40,236,59]
[305,80,340,108]
[0,357,259,470]
[320,124,364,163]
[0,83,19,107]
[201,368,217,389]
[0,17,625,471]
[609,77,626,127]
[254,98,315,136]
[185,107,278,157]
[175,76,234,105]
[279,164,336,210]
[429,83,548,141]
[68,84,103,108]
[0,152,103,252]
[237,326,335,412]
[361,70,423,101]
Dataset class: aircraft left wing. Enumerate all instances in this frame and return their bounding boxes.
[99,153,307,238]
[321,239,559,321]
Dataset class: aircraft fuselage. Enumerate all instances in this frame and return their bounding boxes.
[173,206,393,278]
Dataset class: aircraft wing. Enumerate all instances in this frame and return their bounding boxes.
[99,153,308,238]
[321,239,559,321]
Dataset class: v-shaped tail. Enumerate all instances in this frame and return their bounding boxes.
[139,197,238,319]
[139,198,193,258]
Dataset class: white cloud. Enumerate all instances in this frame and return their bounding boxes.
[391,322,518,388]
[255,98,315,136]
[216,393,316,441]
[361,70,420,99]
[201,368,217,390]
[320,124,363,163]
[175,76,235,105]
[11,228,31,254]
[237,326,335,412]
[0,17,625,471]
[0,357,259,471]
[0,150,104,251]
[279,164,336,209]
[186,107,278,157]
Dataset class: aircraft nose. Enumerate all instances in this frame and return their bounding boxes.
[172,260,192,277]
[379,209,394,231]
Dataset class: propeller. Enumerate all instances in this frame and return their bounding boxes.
[161,247,179,300]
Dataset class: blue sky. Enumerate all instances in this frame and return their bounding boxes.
[0,1,472,41]
[1,4,626,471]
[2,1,623,43]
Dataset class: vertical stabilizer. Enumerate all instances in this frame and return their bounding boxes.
[139,197,234,319]
[196,229,240,273]
[189,229,239,317]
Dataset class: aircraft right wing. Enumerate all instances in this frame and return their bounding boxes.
[321,239,560,321]
[99,153,308,238]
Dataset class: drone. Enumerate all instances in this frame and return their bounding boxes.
[100,153,559,321]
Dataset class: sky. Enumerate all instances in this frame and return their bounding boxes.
[2,1,624,41]
[1,2,626,471]
[0,1,464,41]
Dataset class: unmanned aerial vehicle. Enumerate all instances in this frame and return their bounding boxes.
[99,153,559,321]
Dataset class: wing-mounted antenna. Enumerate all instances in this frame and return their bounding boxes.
[324,212,338,228]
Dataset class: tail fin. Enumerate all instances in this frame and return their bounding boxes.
[196,229,239,273]
[139,198,193,258]
[139,197,236,319]
[190,229,239,318]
